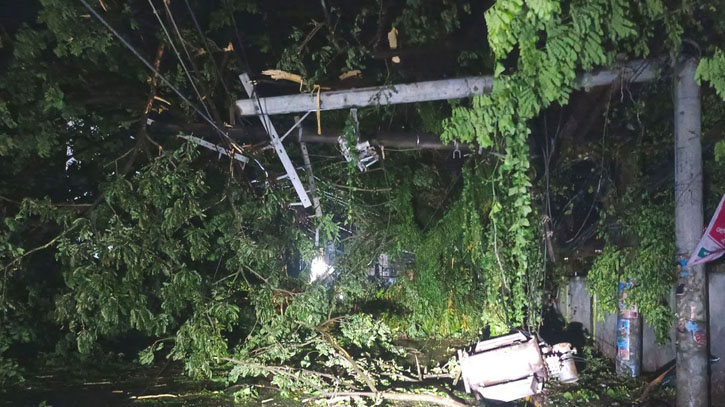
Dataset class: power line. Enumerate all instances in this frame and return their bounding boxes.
[163,0,224,125]
[146,0,213,121]
[228,11,267,120]
[77,0,230,142]
[182,0,232,98]
[228,11,287,150]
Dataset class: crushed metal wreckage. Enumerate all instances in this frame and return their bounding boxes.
[457,331,578,402]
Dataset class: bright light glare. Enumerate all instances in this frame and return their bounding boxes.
[310,256,334,282]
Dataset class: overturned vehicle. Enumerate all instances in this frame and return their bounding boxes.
[458,331,579,402]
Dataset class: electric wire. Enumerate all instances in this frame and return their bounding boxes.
[162,0,197,74]
[224,10,276,136]
[229,11,271,131]
[230,15,306,167]
[146,0,213,122]
[182,0,232,98]
[162,0,220,124]
[228,9,320,205]
[77,0,231,143]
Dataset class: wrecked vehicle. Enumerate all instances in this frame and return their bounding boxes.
[458,331,578,402]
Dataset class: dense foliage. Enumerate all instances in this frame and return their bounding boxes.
[1,0,725,405]
[588,199,675,341]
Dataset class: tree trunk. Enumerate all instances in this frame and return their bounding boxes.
[674,56,709,407]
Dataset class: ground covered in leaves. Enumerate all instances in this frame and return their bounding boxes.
[546,348,676,407]
[1,344,677,407]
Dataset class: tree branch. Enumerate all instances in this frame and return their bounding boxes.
[318,391,471,407]
[220,358,350,391]
[243,265,297,296]
[299,321,378,393]
[123,43,165,173]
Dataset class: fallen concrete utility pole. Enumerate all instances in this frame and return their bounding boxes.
[148,121,472,151]
[303,131,473,151]
[674,55,708,407]
[235,59,659,116]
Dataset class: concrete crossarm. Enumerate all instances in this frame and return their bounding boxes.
[235,59,659,116]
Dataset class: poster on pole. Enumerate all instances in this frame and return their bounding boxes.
[687,194,725,266]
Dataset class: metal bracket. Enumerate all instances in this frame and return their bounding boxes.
[280,110,313,142]
[177,134,249,163]
[297,116,323,219]
[239,73,312,208]
[453,141,461,159]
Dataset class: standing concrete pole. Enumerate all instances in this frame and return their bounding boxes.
[674,56,709,407]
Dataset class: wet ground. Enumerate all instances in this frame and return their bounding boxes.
[1,361,238,407]
[1,332,680,407]
[1,337,470,407]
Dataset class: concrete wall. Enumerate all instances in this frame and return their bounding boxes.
[559,272,725,402]
[592,312,618,360]
[640,316,675,372]
[560,277,592,332]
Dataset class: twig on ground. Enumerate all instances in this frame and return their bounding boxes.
[130,393,178,400]
[318,391,470,407]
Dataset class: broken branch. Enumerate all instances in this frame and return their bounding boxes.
[319,391,470,407]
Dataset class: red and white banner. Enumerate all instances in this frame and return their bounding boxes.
[688,194,725,266]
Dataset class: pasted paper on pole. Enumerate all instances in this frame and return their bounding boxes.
[687,194,725,266]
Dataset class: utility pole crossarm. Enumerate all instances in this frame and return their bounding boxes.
[235,59,659,117]
[239,73,312,208]
[177,134,249,163]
